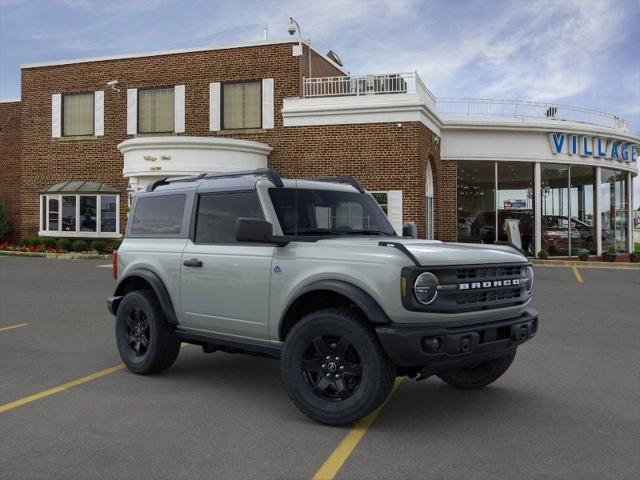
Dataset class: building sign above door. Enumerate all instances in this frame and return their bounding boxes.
[548,132,638,163]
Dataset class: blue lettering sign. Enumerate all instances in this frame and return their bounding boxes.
[632,144,638,162]
[570,135,578,155]
[580,136,593,156]
[596,138,607,157]
[610,141,619,159]
[620,143,628,161]
[548,133,565,154]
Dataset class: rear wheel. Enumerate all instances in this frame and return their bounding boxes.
[437,351,516,389]
[115,290,180,374]
[281,308,396,426]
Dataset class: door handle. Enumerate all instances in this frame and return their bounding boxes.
[183,258,203,268]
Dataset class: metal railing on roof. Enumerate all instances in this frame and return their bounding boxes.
[436,98,628,131]
[301,73,628,131]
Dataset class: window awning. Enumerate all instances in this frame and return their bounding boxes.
[41,181,119,194]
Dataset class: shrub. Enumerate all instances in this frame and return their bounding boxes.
[537,249,549,260]
[606,244,617,255]
[38,237,57,249]
[21,237,38,247]
[630,252,640,263]
[57,238,72,251]
[90,240,107,252]
[0,197,8,241]
[71,240,88,252]
[578,251,589,261]
[109,239,122,251]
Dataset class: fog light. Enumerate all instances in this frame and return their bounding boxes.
[422,336,445,353]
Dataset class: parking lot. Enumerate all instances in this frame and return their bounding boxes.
[0,256,639,480]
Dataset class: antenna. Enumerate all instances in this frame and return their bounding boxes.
[263,24,268,40]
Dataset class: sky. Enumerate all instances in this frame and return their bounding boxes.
[1,0,639,203]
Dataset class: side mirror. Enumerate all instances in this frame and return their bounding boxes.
[235,218,274,243]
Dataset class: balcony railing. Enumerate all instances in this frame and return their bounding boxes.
[301,74,627,131]
[437,98,628,131]
[303,72,436,103]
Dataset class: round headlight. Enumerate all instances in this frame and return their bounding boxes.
[414,272,439,305]
[524,266,534,293]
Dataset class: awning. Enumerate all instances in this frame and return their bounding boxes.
[41,181,120,194]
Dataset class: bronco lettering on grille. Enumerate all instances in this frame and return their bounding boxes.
[458,279,520,290]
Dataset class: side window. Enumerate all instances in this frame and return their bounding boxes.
[195,191,263,244]
[130,194,186,235]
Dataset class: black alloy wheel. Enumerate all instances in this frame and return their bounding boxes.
[126,308,150,357]
[301,335,363,401]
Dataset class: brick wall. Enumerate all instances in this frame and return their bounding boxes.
[0,101,21,242]
[14,41,449,241]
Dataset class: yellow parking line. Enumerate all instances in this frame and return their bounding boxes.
[571,265,584,283]
[97,264,112,268]
[0,323,28,333]
[0,364,126,414]
[311,377,404,480]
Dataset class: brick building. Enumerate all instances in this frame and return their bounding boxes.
[0,38,638,255]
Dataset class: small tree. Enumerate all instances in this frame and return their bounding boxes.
[0,197,9,242]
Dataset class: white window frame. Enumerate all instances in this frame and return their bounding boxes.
[39,193,121,238]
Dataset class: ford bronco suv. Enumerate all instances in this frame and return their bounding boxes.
[108,168,537,426]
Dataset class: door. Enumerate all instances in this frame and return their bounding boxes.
[180,190,274,339]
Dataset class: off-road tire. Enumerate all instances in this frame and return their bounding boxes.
[115,290,180,374]
[437,351,516,389]
[281,308,396,426]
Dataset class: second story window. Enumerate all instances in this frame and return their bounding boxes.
[138,87,175,133]
[62,92,94,136]
[222,81,261,130]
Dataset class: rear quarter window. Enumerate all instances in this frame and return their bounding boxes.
[129,194,186,236]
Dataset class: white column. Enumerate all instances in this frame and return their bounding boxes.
[174,85,185,133]
[51,94,61,138]
[94,91,104,136]
[386,190,403,235]
[534,162,541,256]
[126,89,137,135]
[595,166,602,256]
[262,78,275,129]
[209,82,221,131]
[628,171,633,253]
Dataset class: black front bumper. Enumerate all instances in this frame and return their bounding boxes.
[376,308,538,377]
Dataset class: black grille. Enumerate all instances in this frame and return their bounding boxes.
[457,265,522,281]
[456,287,522,306]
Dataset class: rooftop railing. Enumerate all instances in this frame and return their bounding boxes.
[436,98,628,131]
[301,74,627,131]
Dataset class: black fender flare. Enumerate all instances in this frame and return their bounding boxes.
[113,268,179,325]
[281,279,391,337]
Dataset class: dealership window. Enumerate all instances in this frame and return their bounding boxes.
[457,161,496,244]
[39,181,120,238]
[569,166,596,254]
[497,162,534,254]
[541,164,570,255]
[138,88,175,133]
[601,168,629,253]
[62,92,94,136]
[222,81,261,130]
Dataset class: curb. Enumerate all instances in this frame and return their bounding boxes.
[531,259,640,269]
[0,250,111,260]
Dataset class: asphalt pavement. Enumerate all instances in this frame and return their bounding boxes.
[0,256,638,480]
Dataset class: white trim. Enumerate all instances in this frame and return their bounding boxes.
[534,162,542,255]
[94,90,104,136]
[262,78,275,129]
[19,39,348,74]
[127,89,137,135]
[0,98,20,103]
[174,85,185,133]
[209,82,221,131]
[628,171,633,253]
[118,135,272,154]
[386,190,403,235]
[595,166,602,256]
[51,94,61,138]
[39,193,121,238]
[38,231,122,239]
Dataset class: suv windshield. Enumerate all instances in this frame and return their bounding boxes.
[269,188,396,237]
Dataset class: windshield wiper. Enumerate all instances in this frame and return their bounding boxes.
[293,228,347,235]
[341,229,393,236]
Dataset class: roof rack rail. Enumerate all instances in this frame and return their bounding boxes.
[313,175,365,193]
[146,168,284,192]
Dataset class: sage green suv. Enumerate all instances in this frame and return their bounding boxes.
[108,168,538,426]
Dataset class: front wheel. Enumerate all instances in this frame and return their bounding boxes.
[281,308,396,426]
[437,351,516,389]
[115,290,180,374]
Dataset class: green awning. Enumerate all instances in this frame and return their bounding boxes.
[41,181,119,194]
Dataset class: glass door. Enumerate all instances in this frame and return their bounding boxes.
[541,164,570,256]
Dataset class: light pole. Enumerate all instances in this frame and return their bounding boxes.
[288,17,312,78]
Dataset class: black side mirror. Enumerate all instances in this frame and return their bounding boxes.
[235,218,274,243]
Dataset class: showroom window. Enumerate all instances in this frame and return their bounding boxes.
[62,92,94,136]
[601,168,629,253]
[39,181,120,237]
[457,161,496,244]
[497,162,535,254]
[222,81,261,130]
[138,87,175,133]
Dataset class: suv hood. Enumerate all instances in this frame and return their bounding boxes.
[316,237,527,266]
